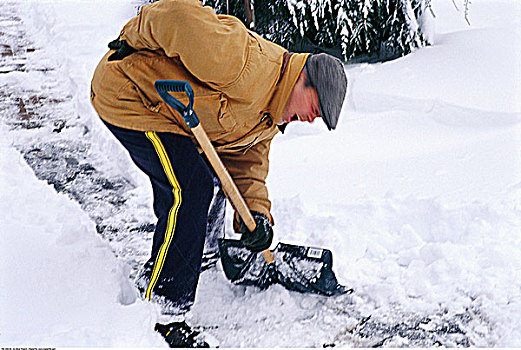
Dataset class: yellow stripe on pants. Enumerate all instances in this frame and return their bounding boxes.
[144,131,182,300]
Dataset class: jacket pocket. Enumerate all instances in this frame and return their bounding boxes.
[130,82,162,113]
[193,93,236,137]
[116,81,159,111]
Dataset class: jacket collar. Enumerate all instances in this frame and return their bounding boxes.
[267,52,310,125]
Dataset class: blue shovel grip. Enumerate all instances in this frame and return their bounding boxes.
[154,80,199,128]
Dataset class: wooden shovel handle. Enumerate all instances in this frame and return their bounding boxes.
[154,80,274,263]
[192,125,274,264]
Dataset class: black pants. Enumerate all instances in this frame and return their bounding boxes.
[103,121,214,310]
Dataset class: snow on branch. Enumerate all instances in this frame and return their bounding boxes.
[156,0,438,62]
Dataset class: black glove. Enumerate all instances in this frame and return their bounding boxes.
[240,211,273,252]
[107,38,136,61]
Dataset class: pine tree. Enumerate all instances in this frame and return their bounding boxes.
[143,0,435,62]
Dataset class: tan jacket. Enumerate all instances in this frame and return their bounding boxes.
[91,0,309,223]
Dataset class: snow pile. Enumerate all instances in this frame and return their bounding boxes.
[0,0,164,347]
[266,0,521,345]
[1,0,520,347]
[0,130,165,347]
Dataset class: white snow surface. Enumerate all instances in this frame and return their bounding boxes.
[1,0,521,347]
[0,128,166,347]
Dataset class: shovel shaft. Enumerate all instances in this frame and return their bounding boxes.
[191,125,274,264]
[191,125,252,224]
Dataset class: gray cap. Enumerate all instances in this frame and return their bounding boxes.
[304,53,348,130]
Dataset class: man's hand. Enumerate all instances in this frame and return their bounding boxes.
[240,211,273,252]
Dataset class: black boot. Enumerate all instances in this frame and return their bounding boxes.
[155,321,210,348]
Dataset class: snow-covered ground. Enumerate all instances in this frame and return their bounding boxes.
[1,0,520,347]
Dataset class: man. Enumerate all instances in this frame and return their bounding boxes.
[91,0,347,346]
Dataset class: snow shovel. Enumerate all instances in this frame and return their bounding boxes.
[155,80,348,296]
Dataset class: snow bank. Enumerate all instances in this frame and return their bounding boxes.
[0,1,165,344]
[266,0,521,345]
[0,128,165,347]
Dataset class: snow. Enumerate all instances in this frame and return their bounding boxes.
[1,0,521,347]
[0,133,165,347]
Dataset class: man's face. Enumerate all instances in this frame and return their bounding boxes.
[279,70,321,126]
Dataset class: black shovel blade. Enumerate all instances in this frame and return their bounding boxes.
[217,238,276,289]
[217,239,351,296]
